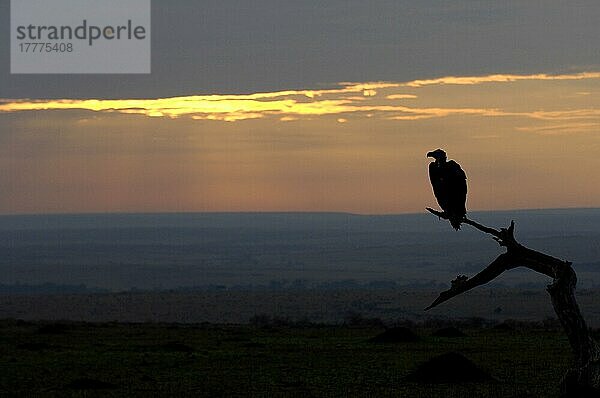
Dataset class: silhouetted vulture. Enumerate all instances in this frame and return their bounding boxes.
[427,149,467,230]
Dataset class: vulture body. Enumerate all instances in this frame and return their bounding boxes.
[427,149,467,230]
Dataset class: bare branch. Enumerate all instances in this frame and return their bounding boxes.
[424,206,600,394]
[425,207,446,219]
[427,207,519,246]
[425,253,515,310]
[462,217,502,238]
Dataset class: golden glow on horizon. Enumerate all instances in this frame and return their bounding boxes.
[1,71,599,215]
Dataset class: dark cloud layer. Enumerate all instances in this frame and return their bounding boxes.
[1,0,599,99]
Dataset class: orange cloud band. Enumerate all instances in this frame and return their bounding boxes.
[0,72,598,124]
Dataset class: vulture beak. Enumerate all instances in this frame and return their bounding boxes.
[427,151,435,158]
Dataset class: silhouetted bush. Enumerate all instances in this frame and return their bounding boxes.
[432,327,467,337]
[249,314,318,328]
[249,314,272,327]
[36,322,70,335]
[369,327,419,343]
[344,311,385,327]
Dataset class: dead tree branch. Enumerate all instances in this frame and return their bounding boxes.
[424,253,516,310]
[425,208,600,396]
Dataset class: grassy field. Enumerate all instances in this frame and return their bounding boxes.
[0,320,573,397]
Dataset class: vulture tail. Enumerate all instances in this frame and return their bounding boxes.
[449,215,463,230]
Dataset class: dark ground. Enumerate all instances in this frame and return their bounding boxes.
[0,319,574,397]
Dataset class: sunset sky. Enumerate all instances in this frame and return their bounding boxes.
[1,1,599,215]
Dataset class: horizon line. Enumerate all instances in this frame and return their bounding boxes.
[1,206,599,218]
